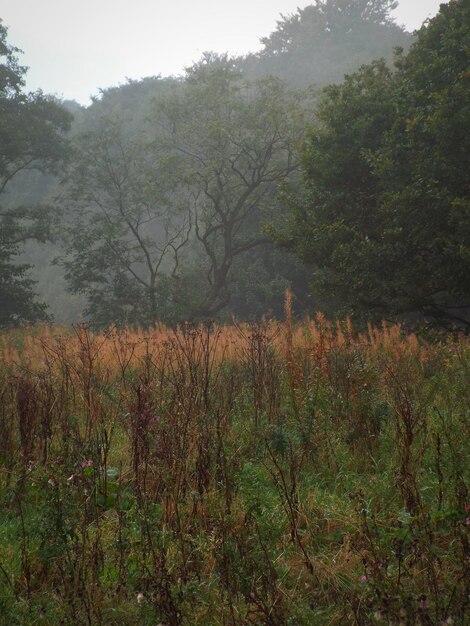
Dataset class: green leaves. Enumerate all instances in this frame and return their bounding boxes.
[151,59,310,319]
[254,0,409,89]
[275,1,470,327]
[0,21,71,327]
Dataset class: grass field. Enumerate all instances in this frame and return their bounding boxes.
[0,309,468,624]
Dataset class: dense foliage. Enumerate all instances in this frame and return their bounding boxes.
[0,20,71,327]
[274,0,470,328]
[1,1,414,326]
[1,1,468,329]
[61,59,311,326]
[243,0,410,87]
[0,320,468,624]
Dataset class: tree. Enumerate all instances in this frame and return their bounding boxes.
[372,0,470,327]
[62,57,309,325]
[274,0,470,327]
[62,107,192,327]
[272,60,397,316]
[243,0,410,88]
[155,54,309,318]
[0,19,71,327]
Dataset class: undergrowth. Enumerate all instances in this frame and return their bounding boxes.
[0,308,468,624]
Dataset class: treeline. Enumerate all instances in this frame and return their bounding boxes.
[274,0,470,328]
[1,0,469,329]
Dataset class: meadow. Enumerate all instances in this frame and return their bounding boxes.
[0,303,468,624]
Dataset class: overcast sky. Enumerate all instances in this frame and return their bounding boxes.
[1,0,447,105]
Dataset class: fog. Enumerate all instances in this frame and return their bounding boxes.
[2,0,447,104]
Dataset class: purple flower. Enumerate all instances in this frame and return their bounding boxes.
[359,575,368,584]
[81,459,93,468]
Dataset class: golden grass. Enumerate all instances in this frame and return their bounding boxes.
[0,316,427,376]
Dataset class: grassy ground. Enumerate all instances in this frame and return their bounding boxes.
[0,315,468,625]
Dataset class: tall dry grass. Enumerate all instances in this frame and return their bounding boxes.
[0,305,467,624]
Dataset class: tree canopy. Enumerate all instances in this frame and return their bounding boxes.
[243,0,410,88]
[0,19,71,327]
[274,0,470,328]
[0,1,438,328]
[62,56,310,326]
[154,55,310,318]
[62,104,192,327]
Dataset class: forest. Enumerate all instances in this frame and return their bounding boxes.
[2,0,468,330]
[0,1,469,624]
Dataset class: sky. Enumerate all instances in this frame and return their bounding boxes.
[1,0,448,105]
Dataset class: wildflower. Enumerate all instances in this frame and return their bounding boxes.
[81,459,93,468]
[136,592,144,604]
[359,575,368,584]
